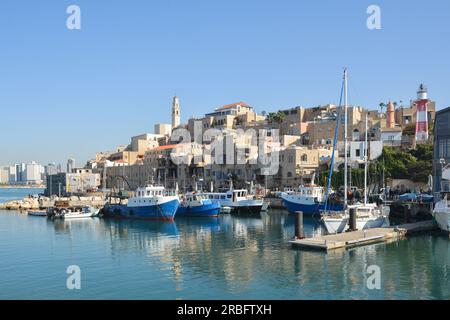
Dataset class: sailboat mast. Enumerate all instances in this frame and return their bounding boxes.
[364,112,368,205]
[344,69,348,208]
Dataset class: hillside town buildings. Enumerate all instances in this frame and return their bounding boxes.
[85,84,438,192]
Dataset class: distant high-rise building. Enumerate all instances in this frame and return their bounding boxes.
[24,162,43,183]
[67,158,75,173]
[172,96,181,129]
[46,163,58,176]
[15,163,26,182]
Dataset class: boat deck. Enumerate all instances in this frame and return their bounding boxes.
[289,220,439,251]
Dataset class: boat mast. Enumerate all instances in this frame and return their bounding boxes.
[344,69,348,209]
[364,112,368,205]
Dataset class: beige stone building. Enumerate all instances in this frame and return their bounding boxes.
[187,102,265,136]
[303,106,376,146]
[275,146,335,187]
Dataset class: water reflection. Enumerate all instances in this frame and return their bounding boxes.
[40,211,450,299]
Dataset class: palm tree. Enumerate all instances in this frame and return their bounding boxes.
[275,110,285,124]
[266,112,277,125]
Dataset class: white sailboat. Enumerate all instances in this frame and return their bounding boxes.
[321,69,389,234]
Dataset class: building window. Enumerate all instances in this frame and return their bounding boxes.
[301,154,308,162]
[287,172,293,178]
[356,149,360,157]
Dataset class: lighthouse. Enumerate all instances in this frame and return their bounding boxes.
[415,84,429,144]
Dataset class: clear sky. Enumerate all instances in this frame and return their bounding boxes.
[1,0,449,167]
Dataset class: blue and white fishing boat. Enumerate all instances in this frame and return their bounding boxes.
[177,192,221,218]
[281,184,343,215]
[103,185,180,221]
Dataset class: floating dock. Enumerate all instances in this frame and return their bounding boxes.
[289,220,439,251]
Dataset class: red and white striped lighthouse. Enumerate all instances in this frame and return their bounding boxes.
[415,84,429,144]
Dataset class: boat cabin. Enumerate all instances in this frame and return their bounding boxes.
[134,185,176,198]
[297,185,325,201]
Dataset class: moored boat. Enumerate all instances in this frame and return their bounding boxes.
[432,196,450,232]
[433,165,450,233]
[205,189,266,215]
[103,185,180,221]
[177,192,221,218]
[47,205,99,219]
[28,210,47,217]
[281,184,343,215]
[321,203,390,234]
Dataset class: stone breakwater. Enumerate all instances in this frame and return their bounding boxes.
[0,196,106,211]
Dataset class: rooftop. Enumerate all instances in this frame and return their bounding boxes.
[216,102,251,111]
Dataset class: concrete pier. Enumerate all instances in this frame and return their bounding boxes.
[290,220,439,251]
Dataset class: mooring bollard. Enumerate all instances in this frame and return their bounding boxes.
[295,211,304,239]
[348,208,357,231]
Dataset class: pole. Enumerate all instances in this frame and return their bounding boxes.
[364,113,368,205]
[348,207,357,231]
[294,211,304,239]
[344,69,348,209]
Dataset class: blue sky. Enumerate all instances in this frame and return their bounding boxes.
[1,0,449,166]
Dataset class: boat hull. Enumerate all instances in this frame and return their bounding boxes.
[177,202,221,218]
[28,210,47,217]
[282,198,343,216]
[434,210,450,232]
[232,205,263,215]
[322,216,389,234]
[63,212,97,219]
[103,199,179,221]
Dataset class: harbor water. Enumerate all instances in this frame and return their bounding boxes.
[0,188,449,300]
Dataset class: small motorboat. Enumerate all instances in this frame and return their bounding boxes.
[47,205,99,220]
[28,210,47,217]
[62,206,100,219]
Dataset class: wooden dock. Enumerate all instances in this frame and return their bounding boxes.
[289,221,439,251]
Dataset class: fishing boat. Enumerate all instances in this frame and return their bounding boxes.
[177,192,221,218]
[433,165,450,233]
[321,69,389,234]
[281,184,343,215]
[102,185,180,221]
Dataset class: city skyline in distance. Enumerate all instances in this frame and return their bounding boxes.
[1,0,449,166]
